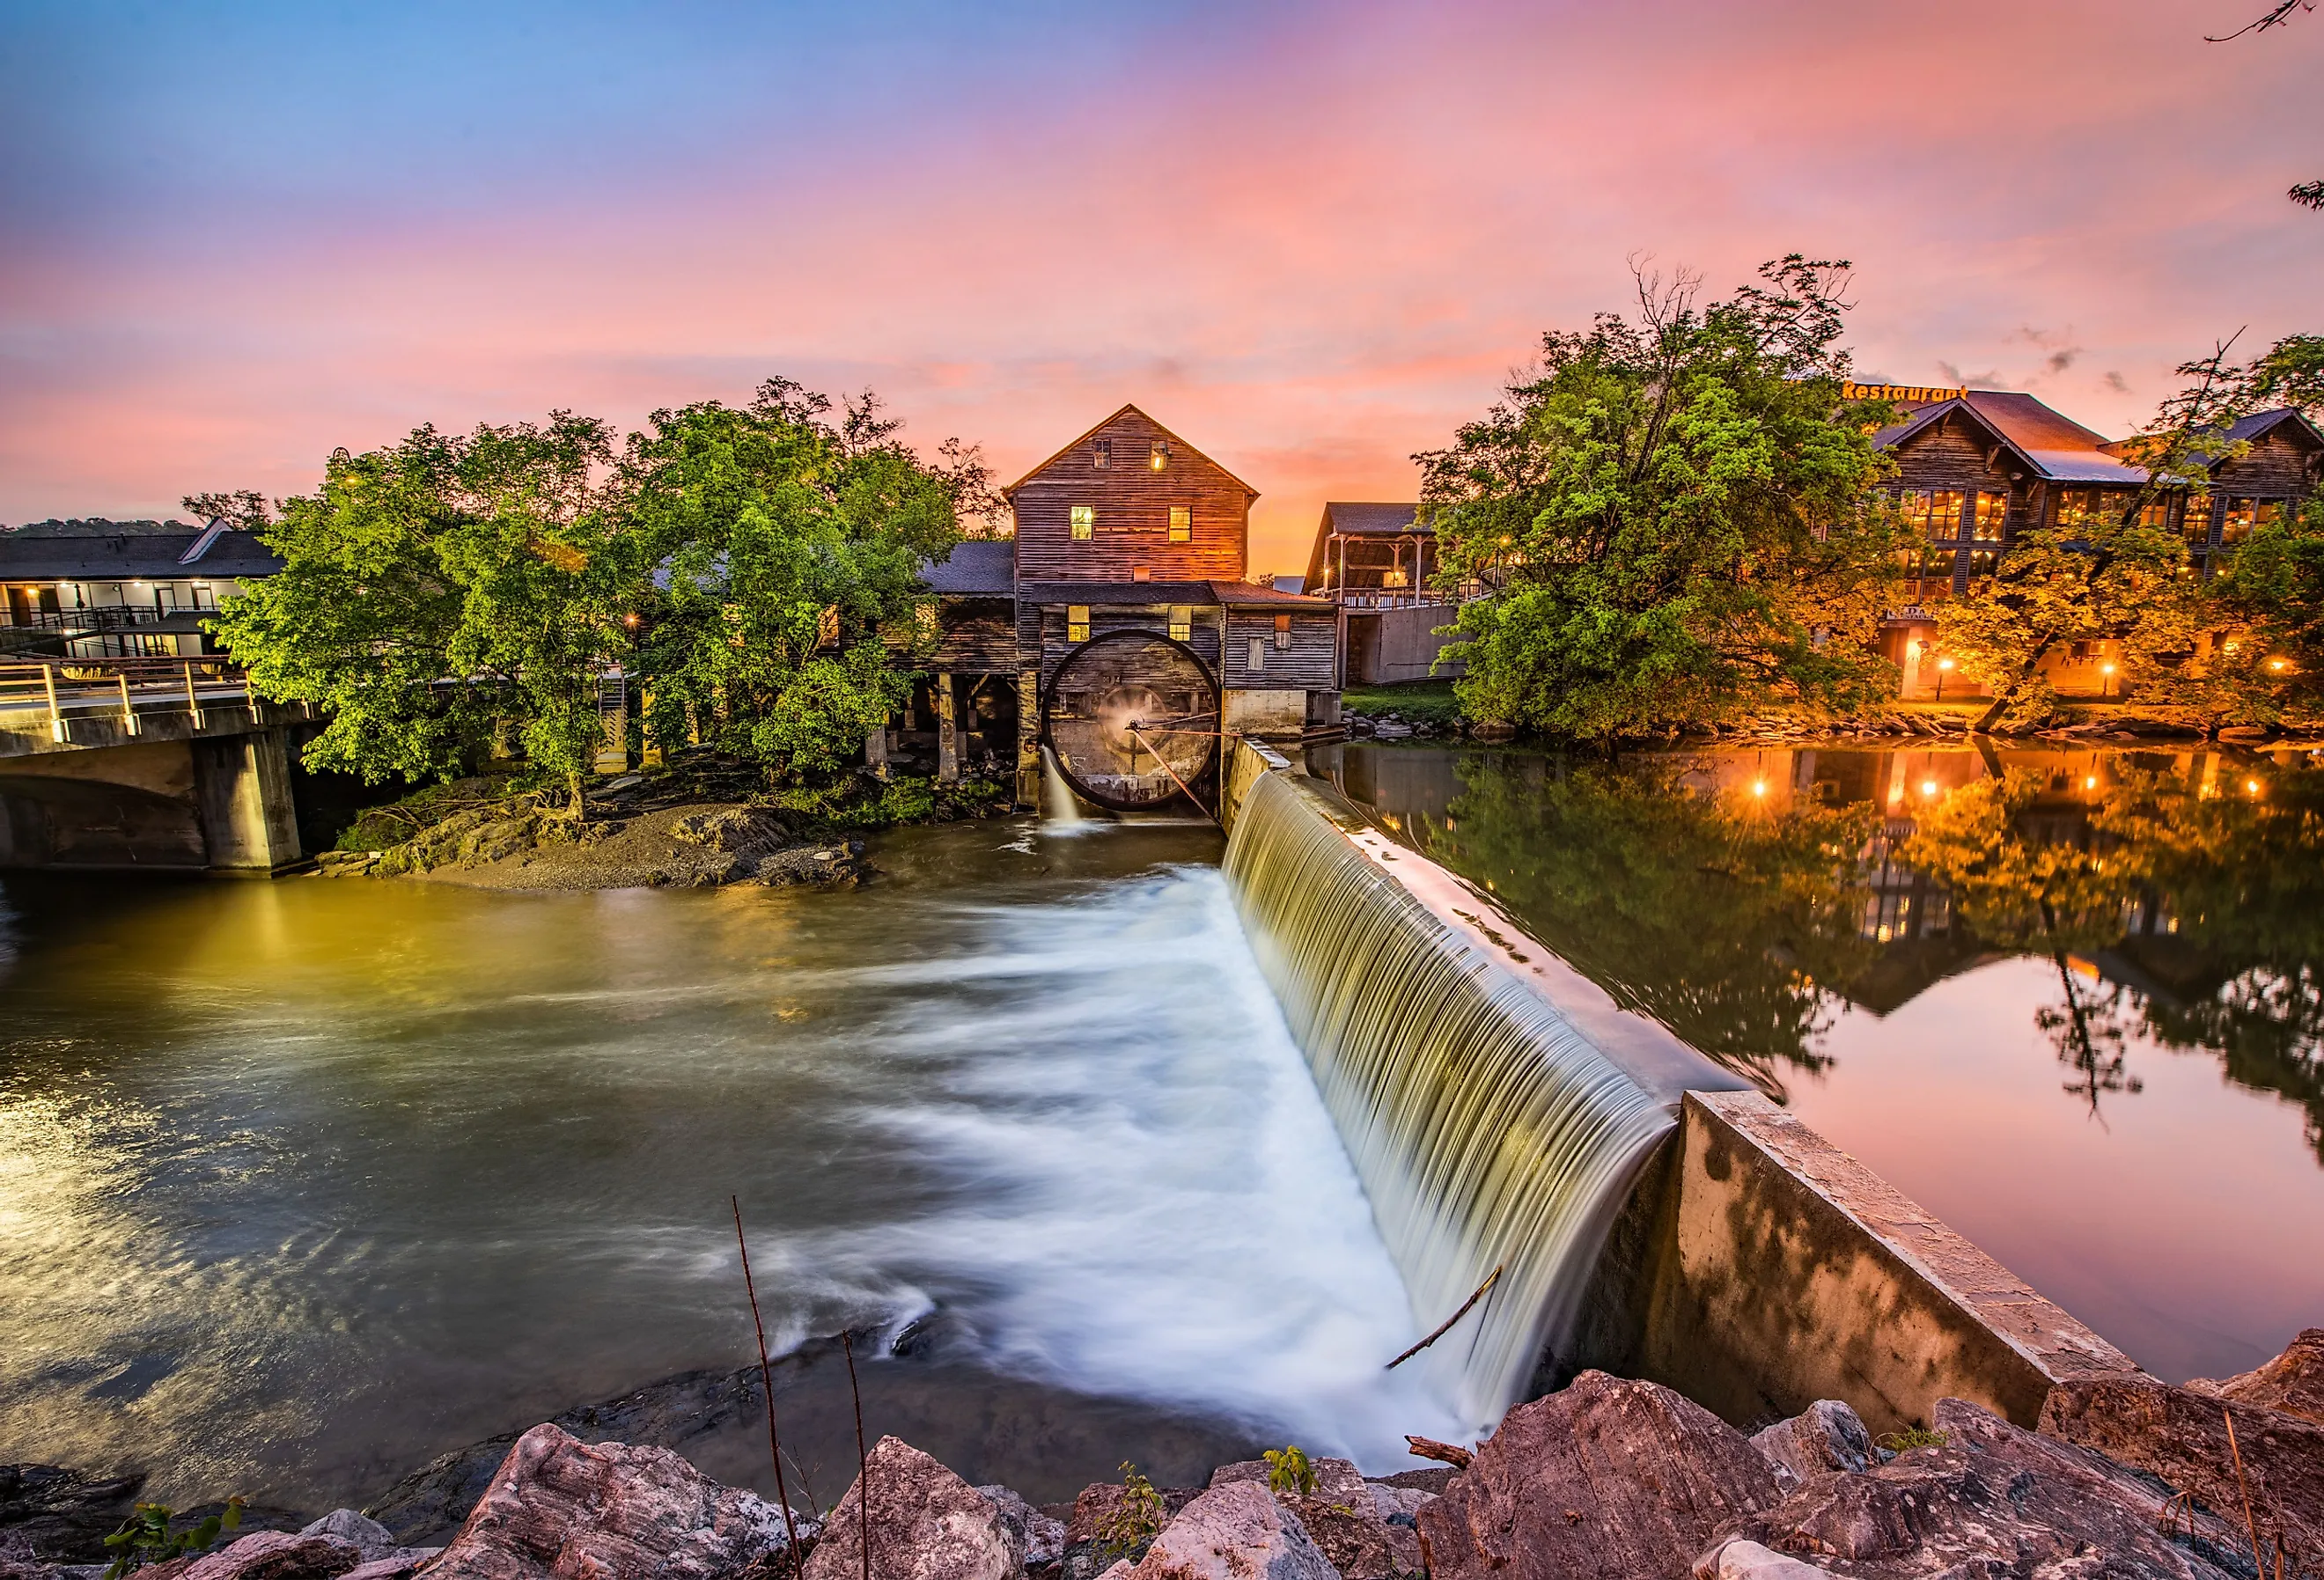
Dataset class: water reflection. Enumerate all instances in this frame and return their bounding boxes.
[1324,743,2324,1156]
[1325,741,2324,1379]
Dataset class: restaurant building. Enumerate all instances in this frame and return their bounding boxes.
[0,518,281,659]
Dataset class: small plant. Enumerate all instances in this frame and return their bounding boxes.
[1264,1445,1318,1499]
[1093,1463,1166,1563]
[102,1497,244,1578]
[1876,1427,1950,1454]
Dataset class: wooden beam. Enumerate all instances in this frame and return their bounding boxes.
[936,672,959,783]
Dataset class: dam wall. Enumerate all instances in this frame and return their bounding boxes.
[1220,738,2142,1434]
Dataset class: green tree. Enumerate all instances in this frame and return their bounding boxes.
[615,379,987,783]
[208,414,630,812]
[1420,257,1904,741]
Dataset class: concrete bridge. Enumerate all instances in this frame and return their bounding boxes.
[0,658,313,873]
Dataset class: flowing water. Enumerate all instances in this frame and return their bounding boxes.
[1222,770,1684,1427]
[1324,739,2324,1385]
[0,821,1467,1512]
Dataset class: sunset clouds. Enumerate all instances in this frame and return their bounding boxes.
[2,0,2317,569]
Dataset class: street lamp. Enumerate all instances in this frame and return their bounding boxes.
[1935,656,1954,702]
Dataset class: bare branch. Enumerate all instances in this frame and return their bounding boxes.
[2206,0,2312,40]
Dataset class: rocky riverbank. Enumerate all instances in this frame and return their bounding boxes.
[6,1330,2318,1580]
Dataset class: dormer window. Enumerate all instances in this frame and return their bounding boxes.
[1093,439,1111,469]
[1070,505,1094,540]
[1149,441,1169,471]
[1168,505,1191,542]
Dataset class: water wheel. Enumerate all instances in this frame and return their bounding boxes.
[1041,628,1221,812]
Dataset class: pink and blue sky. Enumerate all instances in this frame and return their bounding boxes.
[2,0,2317,571]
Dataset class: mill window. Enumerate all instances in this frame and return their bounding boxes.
[1247,637,1266,672]
[1150,441,1169,471]
[1067,605,1090,643]
[1070,505,1094,540]
[1169,505,1191,542]
[1093,439,1111,469]
[1168,606,1192,642]
[1273,614,1291,650]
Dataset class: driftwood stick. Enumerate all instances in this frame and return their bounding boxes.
[2223,1407,2267,1580]
[844,1330,870,1580]
[732,1198,801,1565]
[1404,1435,1473,1470]
[1386,1264,1504,1371]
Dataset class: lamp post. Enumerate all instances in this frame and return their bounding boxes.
[2100,660,2116,700]
[1935,656,1953,702]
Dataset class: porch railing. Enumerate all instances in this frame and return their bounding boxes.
[0,656,259,744]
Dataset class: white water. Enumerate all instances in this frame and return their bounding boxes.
[1041,746,1089,829]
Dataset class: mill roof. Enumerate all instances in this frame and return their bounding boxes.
[919,538,1017,595]
[1002,404,1261,501]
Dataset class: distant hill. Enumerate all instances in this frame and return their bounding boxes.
[0,518,198,537]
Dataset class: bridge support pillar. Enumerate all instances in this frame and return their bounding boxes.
[193,727,304,872]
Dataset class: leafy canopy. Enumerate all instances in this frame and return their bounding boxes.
[1420,256,1903,740]
[616,379,985,782]
[207,414,629,805]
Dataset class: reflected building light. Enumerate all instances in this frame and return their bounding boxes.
[2247,779,2262,796]
[1920,780,1938,796]
[2085,775,2099,790]
[1752,781,1769,797]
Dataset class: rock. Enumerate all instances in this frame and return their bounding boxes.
[1359,1486,1430,1525]
[1364,1471,1451,1497]
[1715,1396,2246,1580]
[1747,1402,1872,1494]
[1202,1461,1362,1507]
[428,1423,797,1580]
[670,808,793,856]
[1415,1371,1781,1580]
[179,1532,363,1580]
[297,1514,394,1565]
[975,1488,1067,1570]
[802,1437,1016,1580]
[0,1466,145,1562]
[1123,1482,1334,1580]
[1691,1540,1836,1580]
[2040,1371,2324,1562]
[338,1550,441,1580]
[2186,1327,2324,1426]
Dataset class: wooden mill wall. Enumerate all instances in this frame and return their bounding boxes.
[1009,408,1252,583]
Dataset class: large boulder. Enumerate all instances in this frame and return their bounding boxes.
[427,1423,798,1580]
[2041,1371,2324,1562]
[1416,1371,1782,1580]
[1711,1396,2246,1580]
[178,1531,363,1580]
[2186,1327,2324,1426]
[974,1488,1067,1571]
[1748,1403,1872,1495]
[0,1464,145,1562]
[801,1437,1017,1580]
[1122,1482,1335,1580]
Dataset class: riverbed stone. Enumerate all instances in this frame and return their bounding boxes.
[974,1487,1067,1570]
[2040,1371,2324,1562]
[1748,1402,1873,1494]
[2185,1326,2324,1425]
[1416,1370,1781,1580]
[1715,1396,2247,1580]
[801,1437,1017,1580]
[1691,1540,1836,1580]
[178,1531,362,1580]
[1124,1482,1334,1580]
[426,1423,795,1580]
[296,1514,394,1564]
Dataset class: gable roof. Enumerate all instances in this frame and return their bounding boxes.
[2222,408,2324,451]
[1319,502,1420,536]
[1873,390,2149,485]
[1002,404,1261,500]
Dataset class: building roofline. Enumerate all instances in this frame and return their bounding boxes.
[1001,404,1261,501]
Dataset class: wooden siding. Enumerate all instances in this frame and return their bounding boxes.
[1033,603,1226,690]
[1009,408,1251,583]
[1224,610,1336,690]
[2212,430,2320,501]
[931,598,1017,672]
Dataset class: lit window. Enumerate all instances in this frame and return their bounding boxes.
[2183,493,2215,545]
[1970,492,2006,541]
[2136,496,2171,530]
[2222,498,2284,546]
[1274,614,1291,650]
[1894,489,1966,540]
[1093,439,1111,470]
[1168,505,1191,542]
[1247,636,1265,671]
[2055,489,2134,531]
[1070,505,1094,540]
[1150,441,1169,471]
[1067,604,1090,643]
[1967,547,2000,577]
[1168,606,1192,642]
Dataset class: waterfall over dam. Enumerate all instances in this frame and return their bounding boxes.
[1220,760,1741,1429]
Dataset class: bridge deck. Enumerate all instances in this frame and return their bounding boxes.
[0,658,302,755]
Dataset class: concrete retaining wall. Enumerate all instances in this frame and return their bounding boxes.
[1346,604,1466,685]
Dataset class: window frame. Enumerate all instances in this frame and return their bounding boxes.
[1070,504,1094,541]
[1066,604,1090,643]
[1168,504,1191,542]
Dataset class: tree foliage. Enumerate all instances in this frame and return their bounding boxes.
[1420,256,1904,740]
[208,415,629,809]
[614,380,980,782]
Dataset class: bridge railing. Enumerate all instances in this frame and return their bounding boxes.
[0,655,260,744]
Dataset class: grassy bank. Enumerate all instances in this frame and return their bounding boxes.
[1342,679,1465,727]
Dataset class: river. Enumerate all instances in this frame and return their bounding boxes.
[0,821,1463,1513]
[1321,739,2324,1387]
